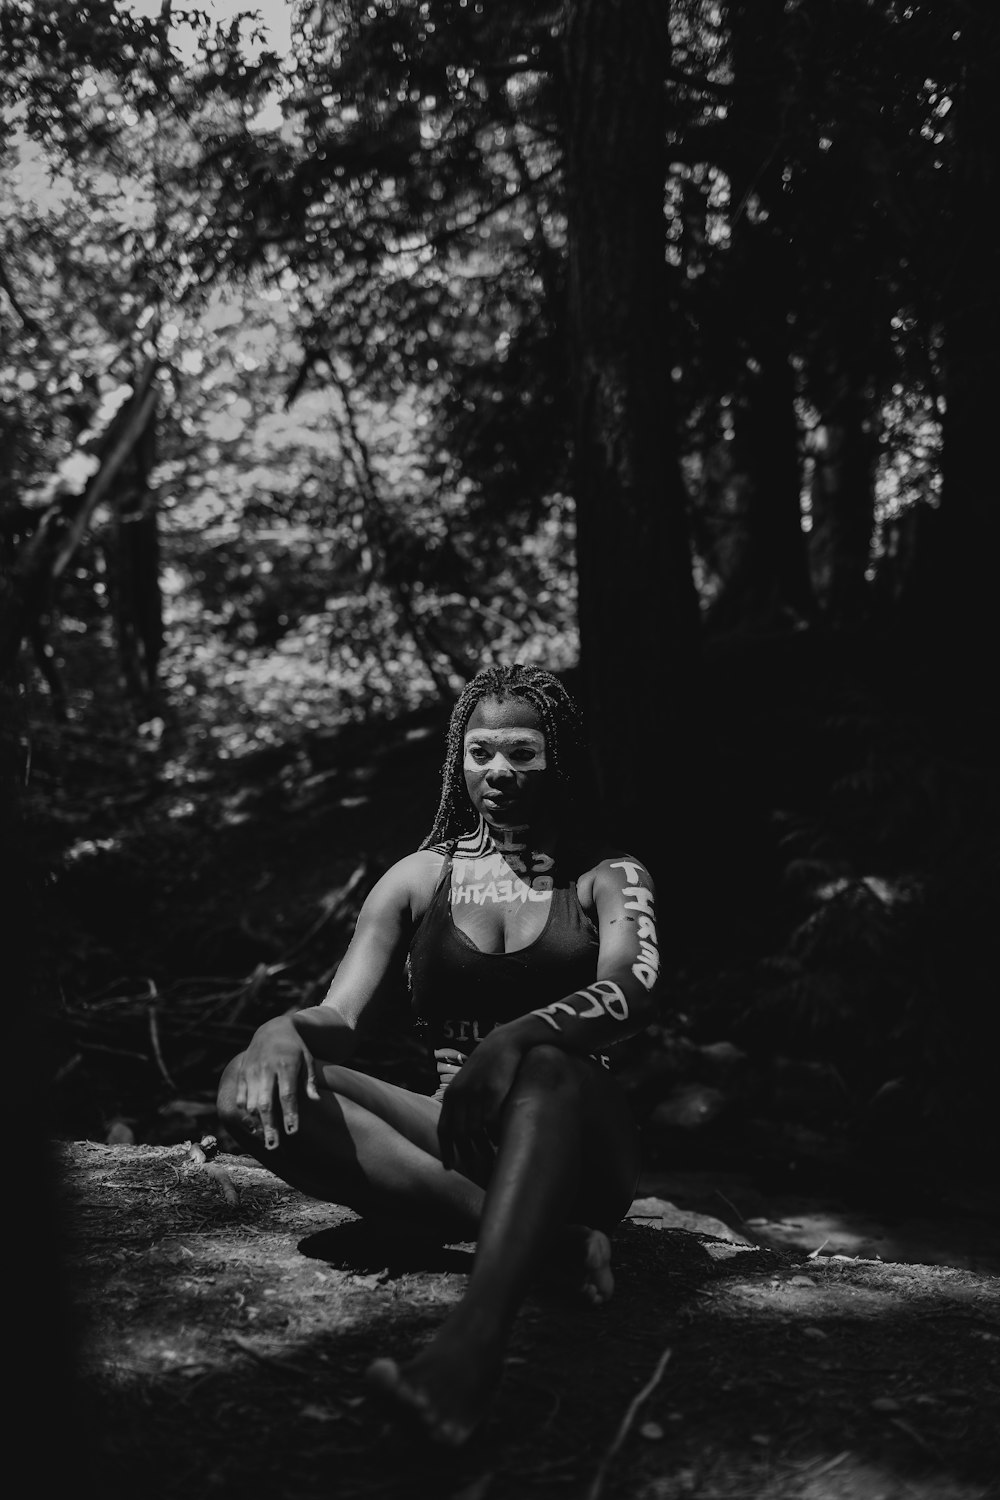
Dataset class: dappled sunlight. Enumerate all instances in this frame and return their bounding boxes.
[69,1143,1000,1500]
[747,1205,1000,1275]
[65,835,122,863]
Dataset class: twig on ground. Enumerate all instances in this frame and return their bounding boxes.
[451,1474,494,1500]
[147,985,178,1090]
[203,1164,239,1207]
[229,1334,315,1378]
[889,1416,945,1461]
[585,1345,672,1500]
[274,862,369,967]
[182,1137,239,1206]
[789,1450,851,1478]
[713,1188,746,1224]
[61,866,371,1067]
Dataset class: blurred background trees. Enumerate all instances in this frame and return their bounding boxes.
[2,0,996,1180]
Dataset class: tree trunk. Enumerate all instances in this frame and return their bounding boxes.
[562,0,700,845]
[730,313,814,625]
[808,368,880,628]
[114,413,164,705]
[724,0,815,629]
[937,3,1000,650]
[0,361,159,680]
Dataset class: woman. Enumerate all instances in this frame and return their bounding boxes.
[217,664,660,1446]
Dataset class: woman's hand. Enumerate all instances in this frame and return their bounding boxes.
[235,1016,322,1150]
[437,1028,527,1175]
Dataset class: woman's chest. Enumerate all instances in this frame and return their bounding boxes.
[448,850,560,954]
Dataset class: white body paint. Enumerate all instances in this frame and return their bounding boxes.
[463,728,548,774]
[450,844,554,903]
[531,979,629,1031]
[610,859,661,992]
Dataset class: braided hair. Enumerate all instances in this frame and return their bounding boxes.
[420,665,587,849]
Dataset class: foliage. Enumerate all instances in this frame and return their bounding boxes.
[1,0,577,749]
[2,0,996,1169]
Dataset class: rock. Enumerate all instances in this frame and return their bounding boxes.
[696,1041,750,1085]
[646,1084,727,1133]
[702,1241,760,1261]
[627,1196,753,1246]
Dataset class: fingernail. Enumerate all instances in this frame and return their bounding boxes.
[286,1118,297,1134]
[264,1127,278,1150]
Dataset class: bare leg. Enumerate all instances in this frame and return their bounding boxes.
[219,1047,636,1443]
[218,1056,488,1235]
[218,1056,622,1275]
[368,1044,637,1445]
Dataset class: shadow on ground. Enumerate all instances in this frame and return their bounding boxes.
[64,1142,1000,1500]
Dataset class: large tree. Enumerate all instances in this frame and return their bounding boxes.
[561,0,700,841]
[937,0,1000,651]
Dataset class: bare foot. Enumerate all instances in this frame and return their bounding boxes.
[563,1224,614,1306]
[535,1224,614,1306]
[367,1322,504,1446]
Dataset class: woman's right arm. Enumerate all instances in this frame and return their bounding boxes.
[236,853,436,1148]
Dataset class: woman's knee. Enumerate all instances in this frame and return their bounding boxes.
[515,1043,584,1099]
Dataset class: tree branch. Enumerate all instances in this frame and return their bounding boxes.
[0,249,45,337]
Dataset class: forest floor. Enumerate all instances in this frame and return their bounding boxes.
[65,1140,1000,1500]
[21,634,1000,1497]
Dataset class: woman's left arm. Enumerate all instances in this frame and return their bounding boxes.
[508,854,661,1054]
[436,856,660,1169]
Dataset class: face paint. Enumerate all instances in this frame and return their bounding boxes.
[463,728,547,775]
[462,699,552,835]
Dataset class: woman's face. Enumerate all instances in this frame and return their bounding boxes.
[463,696,550,830]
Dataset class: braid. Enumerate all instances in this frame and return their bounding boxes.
[420,665,586,849]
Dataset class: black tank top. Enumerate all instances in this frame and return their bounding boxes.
[407,848,600,1055]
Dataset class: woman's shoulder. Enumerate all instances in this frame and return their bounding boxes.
[574,846,654,909]
[371,847,448,921]
[379,846,447,887]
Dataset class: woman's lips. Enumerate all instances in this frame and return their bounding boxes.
[482,791,517,811]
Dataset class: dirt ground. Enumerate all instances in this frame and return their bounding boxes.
[60,1141,1000,1500]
